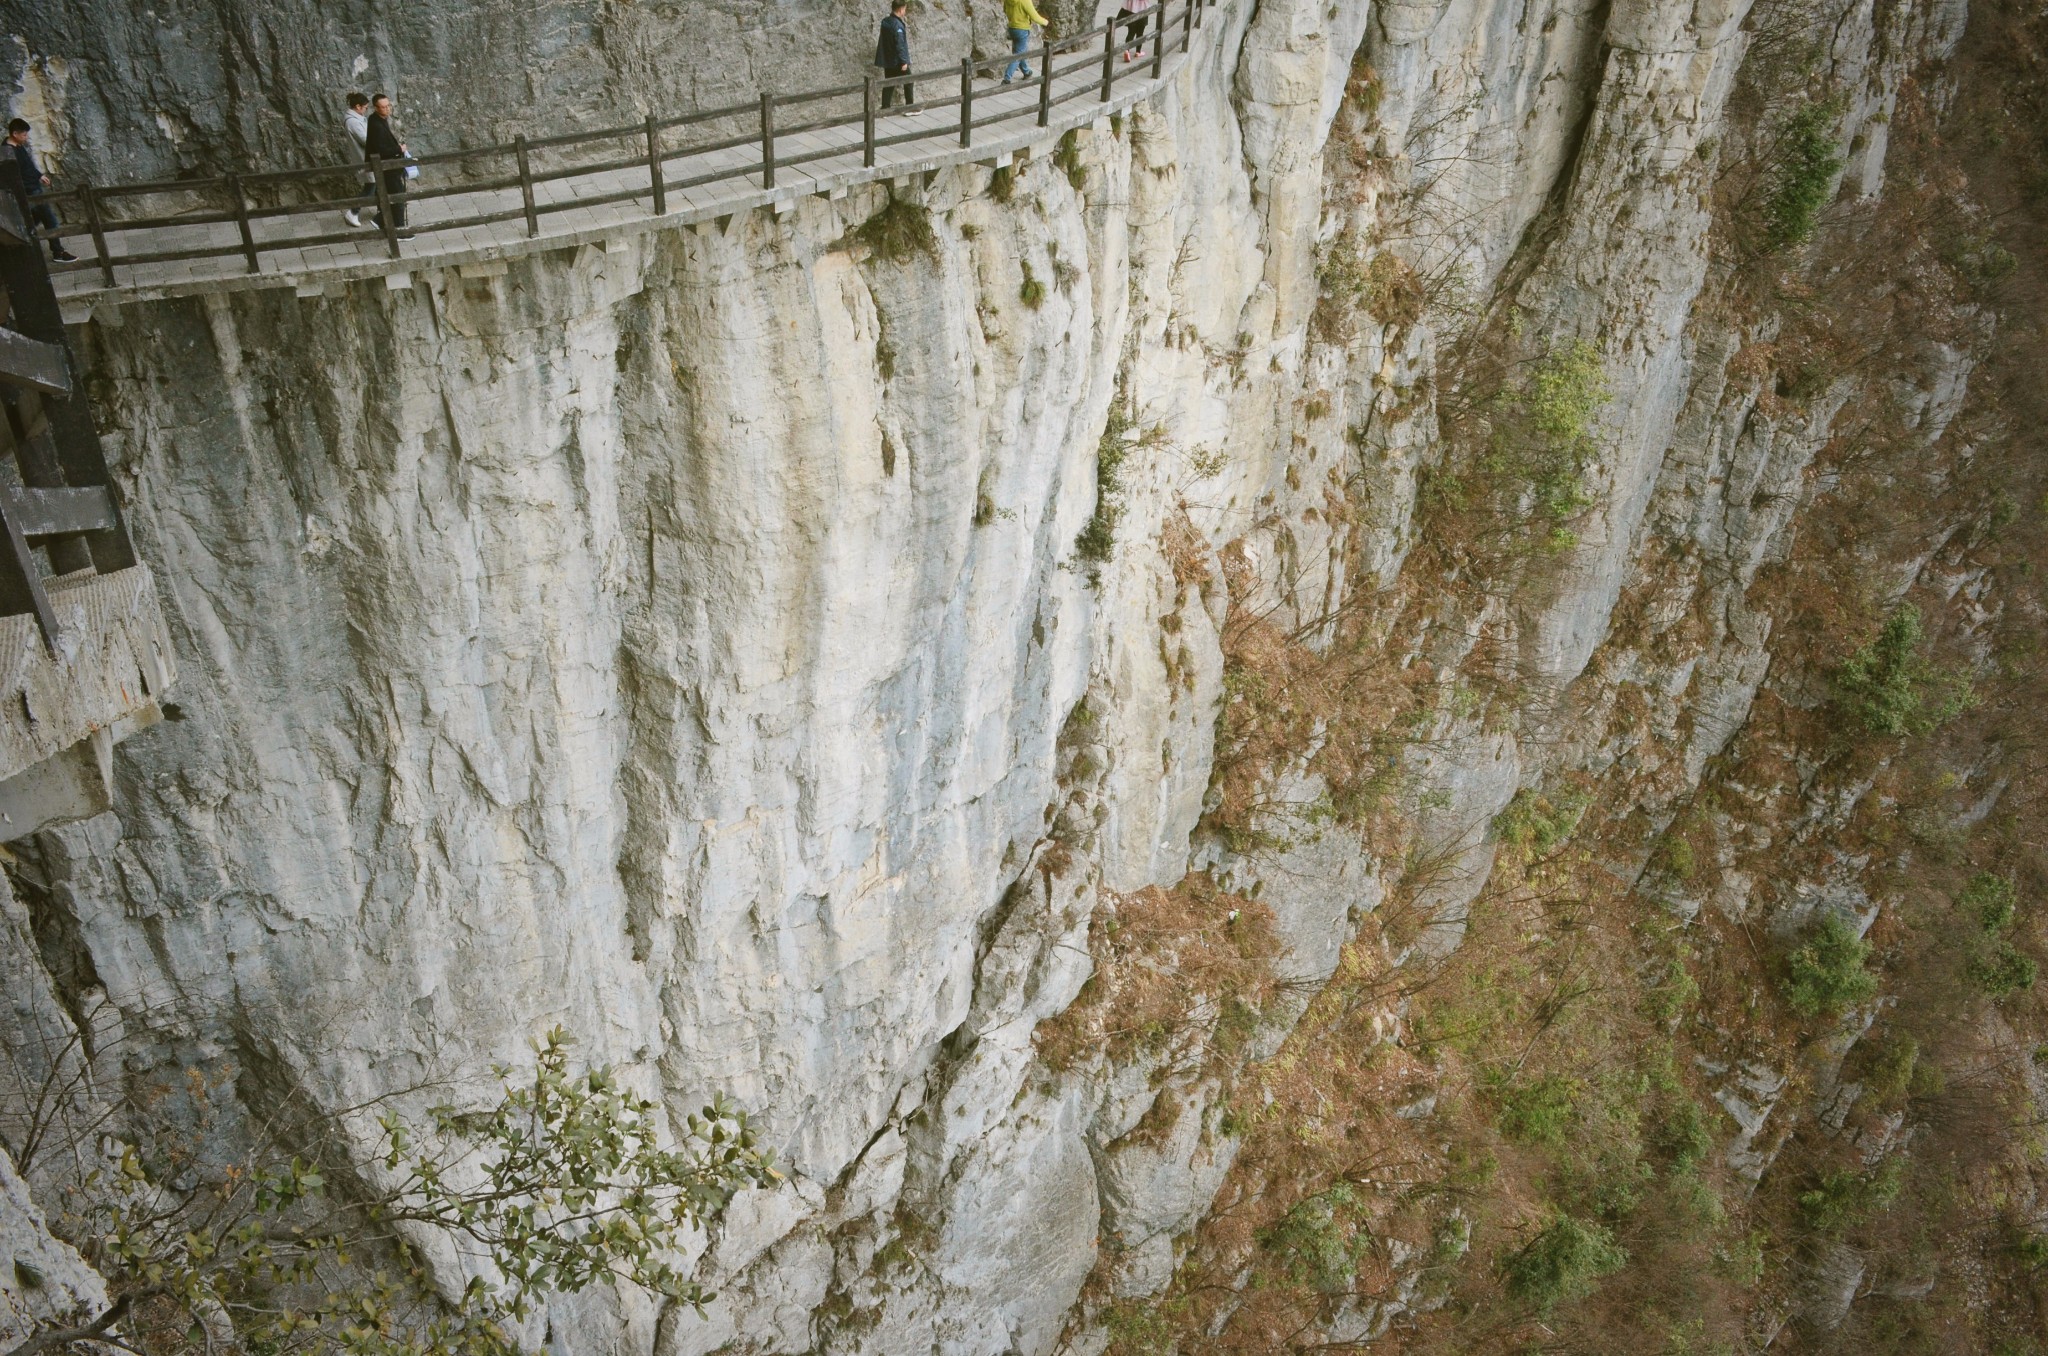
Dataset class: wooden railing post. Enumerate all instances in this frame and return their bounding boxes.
[864,75,878,168]
[1101,17,1116,101]
[515,136,538,237]
[226,173,259,274]
[760,92,777,191]
[645,116,667,215]
[369,154,400,257]
[960,58,974,149]
[1038,36,1055,127]
[1154,0,1168,76]
[1184,0,1195,48]
[80,184,114,288]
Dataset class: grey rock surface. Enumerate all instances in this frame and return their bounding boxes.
[0,0,1977,1347]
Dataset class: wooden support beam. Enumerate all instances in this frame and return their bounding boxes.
[0,194,27,248]
[0,487,61,653]
[6,485,118,538]
[0,160,140,577]
[0,328,72,397]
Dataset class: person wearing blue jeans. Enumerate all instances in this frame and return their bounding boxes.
[1003,0,1048,83]
[6,120,77,262]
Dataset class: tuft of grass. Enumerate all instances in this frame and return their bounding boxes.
[1764,97,1846,250]
[1780,914,1878,1017]
[1019,260,1047,309]
[1500,1214,1627,1312]
[1053,129,1087,190]
[989,163,1016,203]
[1073,393,1132,574]
[854,196,938,263]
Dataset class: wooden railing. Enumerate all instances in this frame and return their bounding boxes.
[0,163,140,649]
[30,0,1215,289]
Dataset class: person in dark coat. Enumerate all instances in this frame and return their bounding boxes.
[5,120,77,262]
[876,2,919,113]
[363,94,414,236]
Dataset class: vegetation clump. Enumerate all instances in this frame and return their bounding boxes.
[1428,338,1610,556]
[1780,913,1879,1016]
[1764,97,1846,249]
[1499,1214,1628,1312]
[1019,260,1047,309]
[12,1029,776,1356]
[1074,392,1132,574]
[1493,785,1592,861]
[1833,605,1974,736]
[853,195,938,262]
[1257,1186,1371,1292]
[1797,1161,1902,1235]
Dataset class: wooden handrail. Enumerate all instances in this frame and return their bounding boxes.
[34,1,1217,289]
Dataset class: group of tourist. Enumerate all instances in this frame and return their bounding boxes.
[337,92,413,236]
[877,0,1156,113]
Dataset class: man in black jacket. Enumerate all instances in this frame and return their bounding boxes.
[364,94,414,236]
[5,120,78,262]
[876,2,919,113]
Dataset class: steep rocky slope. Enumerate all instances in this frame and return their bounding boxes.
[5,0,2046,1351]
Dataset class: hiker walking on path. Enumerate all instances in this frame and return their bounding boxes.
[876,2,919,112]
[341,92,374,227]
[1119,0,1154,59]
[6,120,77,262]
[1003,0,1049,84]
[363,94,414,236]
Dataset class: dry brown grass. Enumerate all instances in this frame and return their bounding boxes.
[1033,873,1282,1075]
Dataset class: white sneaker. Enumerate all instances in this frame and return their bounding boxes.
[344,209,361,227]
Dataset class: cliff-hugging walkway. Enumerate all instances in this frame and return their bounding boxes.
[42,1,1214,318]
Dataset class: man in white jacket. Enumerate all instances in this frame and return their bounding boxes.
[342,92,371,227]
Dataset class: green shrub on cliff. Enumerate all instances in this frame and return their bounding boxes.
[1500,1214,1627,1312]
[1764,98,1846,249]
[1834,605,1974,737]
[1483,339,1608,547]
[1781,914,1878,1016]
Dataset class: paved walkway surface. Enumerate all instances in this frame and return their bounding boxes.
[55,43,1194,316]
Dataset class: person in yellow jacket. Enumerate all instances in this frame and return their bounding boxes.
[1003,0,1049,83]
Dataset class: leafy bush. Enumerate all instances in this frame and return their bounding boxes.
[1258,1185,1370,1292]
[1834,605,1974,737]
[1797,1161,1902,1235]
[1495,1074,1582,1146]
[1764,98,1845,249]
[1494,785,1592,861]
[1655,1099,1714,1174]
[854,195,938,262]
[1962,871,2018,932]
[1780,914,1878,1017]
[1499,1214,1627,1312]
[1969,941,2038,998]
[1466,339,1609,550]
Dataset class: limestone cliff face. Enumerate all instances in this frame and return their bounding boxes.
[0,0,1978,1350]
